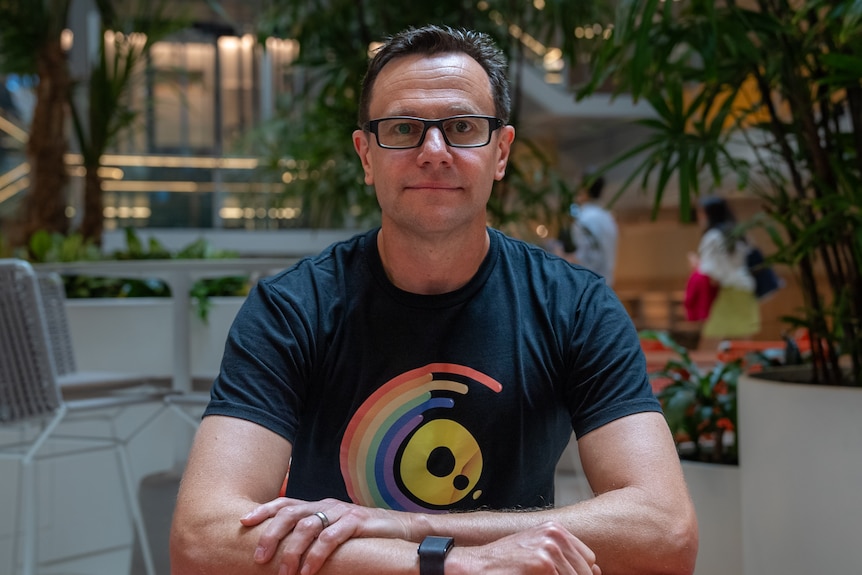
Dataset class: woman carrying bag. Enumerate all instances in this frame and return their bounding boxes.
[696,196,761,347]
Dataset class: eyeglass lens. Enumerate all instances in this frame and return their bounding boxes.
[373,116,498,148]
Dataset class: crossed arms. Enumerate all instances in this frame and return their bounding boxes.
[170,413,697,575]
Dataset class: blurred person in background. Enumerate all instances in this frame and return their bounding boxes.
[568,170,618,286]
[695,195,760,349]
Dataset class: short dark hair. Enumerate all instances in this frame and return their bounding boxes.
[699,195,736,230]
[581,169,605,200]
[699,195,742,251]
[357,25,511,127]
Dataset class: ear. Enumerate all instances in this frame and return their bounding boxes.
[493,125,515,181]
[353,129,374,185]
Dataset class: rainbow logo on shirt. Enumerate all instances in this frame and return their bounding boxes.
[340,363,503,512]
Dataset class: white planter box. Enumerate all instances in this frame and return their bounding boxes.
[682,460,741,575]
[739,372,862,575]
[66,296,244,382]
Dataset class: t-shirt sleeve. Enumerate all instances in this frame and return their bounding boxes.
[204,278,310,443]
[562,279,660,438]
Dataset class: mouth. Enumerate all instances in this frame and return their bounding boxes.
[405,183,460,192]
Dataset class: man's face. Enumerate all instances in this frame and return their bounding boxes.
[352,52,515,235]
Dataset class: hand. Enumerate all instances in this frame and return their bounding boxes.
[687,251,700,269]
[240,497,413,575]
[460,522,601,575]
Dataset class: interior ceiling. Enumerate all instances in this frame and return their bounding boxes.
[180,0,264,34]
[169,2,669,215]
[518,80,667,215]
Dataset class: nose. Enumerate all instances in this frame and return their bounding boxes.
[417,126,452,163]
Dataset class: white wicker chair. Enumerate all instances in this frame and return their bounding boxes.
[0,259,169,575]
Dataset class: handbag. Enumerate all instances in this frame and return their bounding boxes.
[746,246,783,300]
[684,268,718,321]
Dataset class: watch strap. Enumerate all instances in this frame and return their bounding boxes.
[418,535,454,575]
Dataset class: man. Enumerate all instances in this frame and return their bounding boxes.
[170,25,697,575]
[570,171,618,286]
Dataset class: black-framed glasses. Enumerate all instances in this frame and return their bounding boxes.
[363,115,504,149]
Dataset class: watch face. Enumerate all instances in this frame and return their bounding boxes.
[420,536,454,554]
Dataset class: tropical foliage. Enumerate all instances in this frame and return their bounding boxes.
[0,0,77,243]
[70,0,187,242]
[643,330,741,465]
[247,0,615,233]
[0,0,185,250]
[579,0,862,386]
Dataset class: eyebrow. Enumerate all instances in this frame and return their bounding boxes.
[381,107,486,119]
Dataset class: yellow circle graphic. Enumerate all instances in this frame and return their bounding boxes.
[399,419,483,507]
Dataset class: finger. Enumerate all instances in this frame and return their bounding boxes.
[534,521,597,575]
[254,506,314,564]
[240,497,294,526]
[568,535,597,568]
[294,513,365,575]
[252,499,343,563]
[279,514,324,575]
[277,513,338,575]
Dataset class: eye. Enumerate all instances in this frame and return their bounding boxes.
[383,120,422,137]
[451,119,475,133]
[394,122,414,135]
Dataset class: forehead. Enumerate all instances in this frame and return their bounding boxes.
[369,52,495,118]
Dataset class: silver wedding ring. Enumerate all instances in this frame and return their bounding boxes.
[314,511,330,530]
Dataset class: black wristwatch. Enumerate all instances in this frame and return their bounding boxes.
[418,535,454,575]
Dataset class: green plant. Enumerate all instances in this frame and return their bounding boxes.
[23,227,247,320]
[642,330,741,465]
[69,0,187,243]
[0,0,74,243]
[249,1,613,234]
[579,0,862,386]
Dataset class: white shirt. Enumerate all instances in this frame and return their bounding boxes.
[698,228,755,292]
[572,202,618,286]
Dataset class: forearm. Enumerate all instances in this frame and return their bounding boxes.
[299,523,600,575]
[171,497,424,575]
[170,416,296,575]
[556,486,697,575]
[179,495,610,575]
[412,487,696,575]
[406,412,699,574]
[307,493,686,575]
[173,521,419,575]
[171,498,272,574]
[171,510,576,575]
[309,538,419,575]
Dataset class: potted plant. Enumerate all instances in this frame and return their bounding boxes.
[642,330,741,465]
[580,3,862,573]
[641,330,742,575]
[578,0,860,388]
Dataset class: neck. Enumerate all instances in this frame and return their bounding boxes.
[377,225,490,295]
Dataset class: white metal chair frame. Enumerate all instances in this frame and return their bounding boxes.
[0,259,171,575]
[164,392,210,429]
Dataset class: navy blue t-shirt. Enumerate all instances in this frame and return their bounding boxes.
[206,228,658,512]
